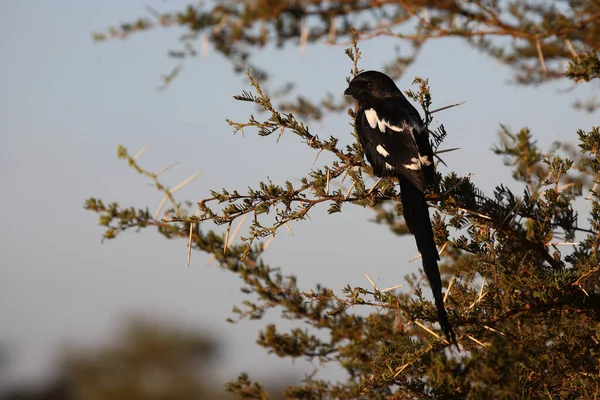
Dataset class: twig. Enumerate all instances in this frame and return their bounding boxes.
[572,266,600,287]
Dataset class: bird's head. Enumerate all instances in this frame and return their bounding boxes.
[344,71,402,101]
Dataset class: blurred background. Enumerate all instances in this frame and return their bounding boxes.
[1,1,598,398]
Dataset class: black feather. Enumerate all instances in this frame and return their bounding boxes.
[345,70,458,348]
[399,179,456,346]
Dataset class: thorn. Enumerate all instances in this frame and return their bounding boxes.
[284,222,294,236]
[132,143,150,160]
[277,126,285,142]
[227,214,248,251]
[466,335,488,348]
[482,324,505,336]
[565,39,579,61]
[435,147,460,155]
[344,181,356,199]
[156,161,180,177]
[364,272,377,291]
[223,222,232,255]
[187,223,193,266]
[263,235,276,251]
[313,149,323,165]
[536,38,547,74]
[155,195,169,219]
[443,274,456,303]
[300,19,308,55]
[171,172,200,194]
[368,177,383,195]
[430,101,465,114]
[201,34,208,58]
[414,320,441,340]
[381,284,404,293]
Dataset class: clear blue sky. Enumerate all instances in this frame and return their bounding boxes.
[0,0,597,389]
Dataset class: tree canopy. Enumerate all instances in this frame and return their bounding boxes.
[95,0,600,110]
[86,1,600,398]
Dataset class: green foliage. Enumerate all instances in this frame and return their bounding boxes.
[85,62,600,397]
[95,0,599,112]
[83,3,600,398]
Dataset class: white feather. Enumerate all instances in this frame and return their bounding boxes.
[403,157,422,170]
[376,145,389,157]
[419,155,431,166]
[364,108,406,133]
[364,109,379,130]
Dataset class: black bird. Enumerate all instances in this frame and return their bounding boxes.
[344,70,457,347]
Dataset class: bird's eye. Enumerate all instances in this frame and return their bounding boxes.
[366,82,372,87]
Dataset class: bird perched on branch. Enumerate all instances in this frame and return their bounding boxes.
[344,70,457,348]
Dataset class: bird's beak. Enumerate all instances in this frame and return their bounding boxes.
[344,86,355,96]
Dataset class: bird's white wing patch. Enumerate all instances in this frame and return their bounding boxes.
[376,144,389,157]
[364,109,379,130]
[385,163,393,170]
[364,108,407,133]
[404,154,431,171]
[403,154,430,170]
[419,155,431,166]
[404,157,422,170]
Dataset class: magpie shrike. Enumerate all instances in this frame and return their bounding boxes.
[345,70,457,347]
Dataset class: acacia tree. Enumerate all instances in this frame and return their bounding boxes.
[86,1,600,398]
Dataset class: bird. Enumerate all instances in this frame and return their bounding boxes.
[344,70,457,348]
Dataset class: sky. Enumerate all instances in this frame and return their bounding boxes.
[0,0,598,391]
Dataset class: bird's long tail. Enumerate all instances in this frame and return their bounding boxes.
[399,178,458,348]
